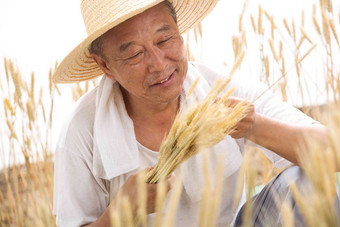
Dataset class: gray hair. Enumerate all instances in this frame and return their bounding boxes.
[89,0,177,59]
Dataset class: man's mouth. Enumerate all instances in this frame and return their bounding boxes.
[153,72,174,86]
[158,76,171,84]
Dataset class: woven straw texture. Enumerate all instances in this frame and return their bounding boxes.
[53,0,218,83]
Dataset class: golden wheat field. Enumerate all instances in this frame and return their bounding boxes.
[1,0,340,226]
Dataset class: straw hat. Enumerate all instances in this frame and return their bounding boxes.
[53,0,219,83]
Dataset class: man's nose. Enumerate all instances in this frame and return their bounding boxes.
[145,47,166,73]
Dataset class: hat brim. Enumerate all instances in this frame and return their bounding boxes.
[53,0,218,83]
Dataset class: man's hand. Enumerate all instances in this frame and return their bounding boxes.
[111,170,175,214]
[226,97,255,139]
[84,170,175,227]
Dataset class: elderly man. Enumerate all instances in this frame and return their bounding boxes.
[53,0,329,226]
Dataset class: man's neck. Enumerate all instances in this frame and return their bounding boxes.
[121,87,180,151]
[121,86,179,126]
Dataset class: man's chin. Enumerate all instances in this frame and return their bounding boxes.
[153,91,182,105]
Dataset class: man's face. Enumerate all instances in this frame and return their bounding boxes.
[98,3,188,106]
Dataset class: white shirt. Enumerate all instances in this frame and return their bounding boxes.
[53,62,316,227]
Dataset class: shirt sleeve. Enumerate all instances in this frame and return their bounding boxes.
[53,146,110,227]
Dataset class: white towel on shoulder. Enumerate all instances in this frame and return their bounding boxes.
[93,77,139,179]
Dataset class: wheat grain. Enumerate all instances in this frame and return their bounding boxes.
[26,100,35,127]
[280,57,286,77]
[4,98,15,116]
[48,69,52,95]
[230,50,245,77]
[6,119,17,140]
[292,19,297,43]
[250,15,257,33]
[270,15,276,40]
[208,154,224,226]
[238,1,248,32]
[295,55,301,78]
[110,209,121,227]
[198,153,212,227]
[263,10,276,41]
[283,18,292,36]
[154,179,167,227]
[263,10,271,21]
[264,55,270,80]
[30,72,35,100]
[137,172,147,227]
[121,196,134,227]
[321,8,331,45]
[313,5,322,35]
[268,39,279,62]
[301,10,305,27]
[258,5,263,35]
[232,35,240,60]
[4,58,10,84]
[328,18,339,46]
[0,189,11,224]
[8,62,22,103]
[163,174,183,227]
[279,41,283,60]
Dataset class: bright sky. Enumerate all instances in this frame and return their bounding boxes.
[0,0,86,80]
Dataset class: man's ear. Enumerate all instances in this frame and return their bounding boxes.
[91,53,115,80]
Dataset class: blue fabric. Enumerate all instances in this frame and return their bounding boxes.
[234,165,340,227]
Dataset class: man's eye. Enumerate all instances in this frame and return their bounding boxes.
[128,52,142,59]
[158,37,171,45]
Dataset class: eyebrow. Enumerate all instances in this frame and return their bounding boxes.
[119,41,135,52]
[156,24,171,33]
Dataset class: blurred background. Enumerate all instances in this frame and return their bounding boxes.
[0,0,339,226]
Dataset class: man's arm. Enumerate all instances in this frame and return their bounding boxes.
[246,113,328,165]
[228,98,328,165]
